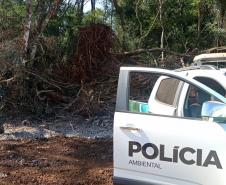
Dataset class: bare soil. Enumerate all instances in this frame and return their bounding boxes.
[0,137,113,185]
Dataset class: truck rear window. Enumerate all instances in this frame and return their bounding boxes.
[155,78,180,106]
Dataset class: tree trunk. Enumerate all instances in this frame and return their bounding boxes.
[91,0,96,12]
[91,0,96,22]
[111,0,113,26]
[135,0,142,38]
[77,0,84,25]
[111,0,125,31]
[23,0,33,64]
[159,0,164,61]
[23,0,63,65]
[220,10,225,29]
[111,0,126,49]
[197,1,201,45]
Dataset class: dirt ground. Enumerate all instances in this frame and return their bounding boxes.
[0,137,113,185]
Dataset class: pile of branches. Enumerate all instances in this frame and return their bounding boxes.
[62,79,118,117]
[0,23,121,117]
[74,23,120,81]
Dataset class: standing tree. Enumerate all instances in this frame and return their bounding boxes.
[216,0,226,28]
[159,0,165,60]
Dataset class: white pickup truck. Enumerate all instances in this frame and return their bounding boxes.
[113,66,226,185]
[192,53,226,70]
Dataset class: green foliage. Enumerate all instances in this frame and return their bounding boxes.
[112,0,226,52]
[0,0,26,39]
[83,9,105,24]
[1,0,226,57]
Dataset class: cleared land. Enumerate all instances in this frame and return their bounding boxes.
[0,137,113,185]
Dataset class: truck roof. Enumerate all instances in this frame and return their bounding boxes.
[193,53,226,62]
[192,53,226,70]
[175,65,218,71]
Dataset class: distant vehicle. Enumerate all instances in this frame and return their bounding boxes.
[192,53,226,70]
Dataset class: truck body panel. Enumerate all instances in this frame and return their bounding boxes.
[114,67,226,185]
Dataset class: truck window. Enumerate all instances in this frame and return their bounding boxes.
[203,61,226,68]
[155,78,180,106]
[126,71,224,119]
[129,72,159,113]
[184,85,211,118]
[194,77,226,96]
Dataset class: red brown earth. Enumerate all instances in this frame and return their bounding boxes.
[0,137,113,185]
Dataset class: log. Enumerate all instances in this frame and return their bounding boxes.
[111,48,191,58]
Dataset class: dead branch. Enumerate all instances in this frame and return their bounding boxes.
[23,70,62,91]
[36,89,54,101]
[36,89,70,103]
[111,48,191,58]
[0,77,15,85]
[201,46,226,53]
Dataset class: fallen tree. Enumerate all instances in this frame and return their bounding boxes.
[111,48,192,58]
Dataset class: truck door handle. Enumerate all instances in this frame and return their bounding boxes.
[120,125,140,131]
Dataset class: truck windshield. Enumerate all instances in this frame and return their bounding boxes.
[202,61,226,68]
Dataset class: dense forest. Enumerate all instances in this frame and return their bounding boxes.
[0,0,226,116]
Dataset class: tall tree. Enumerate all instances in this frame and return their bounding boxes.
[77,0,85,25]
[23,0,33,63]
[22,0,63,65]
[216,0,226,28]
[111,0,125,31]
[91,0,96,12]
[159,0,165,60]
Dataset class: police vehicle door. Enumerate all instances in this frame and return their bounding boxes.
[113,67,226,185]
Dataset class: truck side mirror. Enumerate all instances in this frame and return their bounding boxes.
[202,101,226,123]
